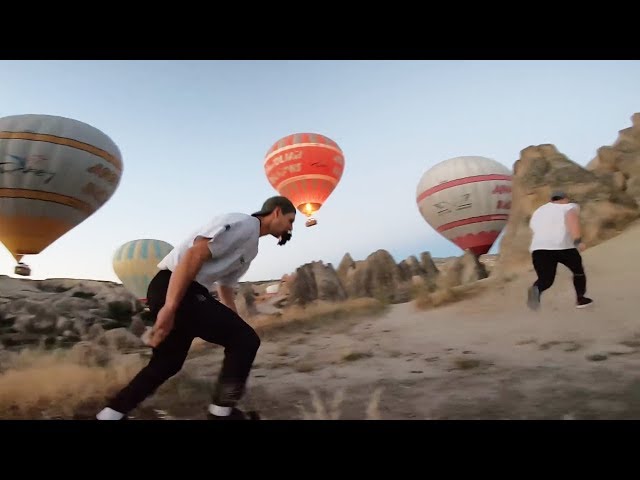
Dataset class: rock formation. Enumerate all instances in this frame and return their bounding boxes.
[0,276,145,349]
[436,251,488,289]
[341,250,406,303]
[587,113,640,205]
[236,283,258,317]
[289,261,348,306]
[495,143,640,273]
[420,252,439,278]
[336,253,355,286]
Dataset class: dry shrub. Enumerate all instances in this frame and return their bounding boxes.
[341,349,373,362]
[414,287,460,310]
[414,281,489,311]
[451,357,482,370]
[251,297,387,336]
[0,344,145,419]
[298,387,383,420]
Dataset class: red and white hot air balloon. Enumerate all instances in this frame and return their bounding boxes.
[416,156,512,257]
[264,132,345,227]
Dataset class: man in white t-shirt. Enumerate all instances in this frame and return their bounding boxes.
[96,196,297,421]
[526,190,593,311]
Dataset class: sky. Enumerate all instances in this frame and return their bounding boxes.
[1,60,639,284]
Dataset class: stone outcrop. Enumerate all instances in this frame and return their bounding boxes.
[0,275,144,350]
[495,144,640,273]
[236,283,258,317]
[436,251,488,289]
[587,113,640,205]
[342,250,404,302]
[289,261,348,306]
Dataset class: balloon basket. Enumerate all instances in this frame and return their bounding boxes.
[305,217,317,227]
[14,263,31,277]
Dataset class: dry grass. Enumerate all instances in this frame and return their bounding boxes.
[341,349,373,362]
[0,345,145,419]
[294,361,316,373]
[538,341,582,352]
[414,287,461,310]
[250,298,388,337]
[451,357,482,370]
[298,387,384,420]
[413,281,489,311]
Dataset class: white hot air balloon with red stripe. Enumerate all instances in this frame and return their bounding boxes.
[416,156,512,256]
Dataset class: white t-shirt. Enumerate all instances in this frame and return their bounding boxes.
[529,202,580,251]
[157,213,260,289]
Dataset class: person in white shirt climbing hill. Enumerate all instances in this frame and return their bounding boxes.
[96,196,297,421]
[526,190,593,311]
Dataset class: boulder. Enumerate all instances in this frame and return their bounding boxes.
[437,250,488,289]
[289,261,348,306]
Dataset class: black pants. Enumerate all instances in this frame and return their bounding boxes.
[531,248,587,300]
[107,269,261,414]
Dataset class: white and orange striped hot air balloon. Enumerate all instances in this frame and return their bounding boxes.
[416,156,512,257]
[263,132,345,227]
[0,114,123,276]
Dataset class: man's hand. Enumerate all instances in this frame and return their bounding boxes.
[147,304,176,348]
[217,284,239,314]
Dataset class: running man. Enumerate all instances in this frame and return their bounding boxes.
[96,196,297,420]
[526,190,593,310]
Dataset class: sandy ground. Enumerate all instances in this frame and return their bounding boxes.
[122,221,640,420]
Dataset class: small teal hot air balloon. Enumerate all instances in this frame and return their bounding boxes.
[112,238,173,303]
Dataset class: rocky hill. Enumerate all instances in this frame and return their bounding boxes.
[495,114,640,274]
[0,276,149,351]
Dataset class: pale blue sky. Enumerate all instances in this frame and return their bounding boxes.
[1,60,639,283]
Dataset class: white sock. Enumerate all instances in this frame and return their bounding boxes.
[208,404,232,416]
[96,407,125,420]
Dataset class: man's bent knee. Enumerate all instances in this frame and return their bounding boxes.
[229,321,260,351]
[244,328,261,353]
[538,279,555,291]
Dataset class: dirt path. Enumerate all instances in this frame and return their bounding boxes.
[145,297,640,420]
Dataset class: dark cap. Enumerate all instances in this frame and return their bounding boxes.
[551,190,567,201]
[252,196,296,217]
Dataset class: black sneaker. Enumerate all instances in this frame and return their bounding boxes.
[207,407,261,420]
[94,415,128,420]
[527,285,540,311]
[576,297,593,309]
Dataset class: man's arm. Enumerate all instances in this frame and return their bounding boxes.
[164,236,212,312]
[217,284,238,314]
[565,207,585,249]
[215,261,251,315]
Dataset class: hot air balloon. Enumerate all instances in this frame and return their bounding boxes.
[263,132,345,227]
[0,114,123,276]
[112,239,174,304]
[416,156,512,257]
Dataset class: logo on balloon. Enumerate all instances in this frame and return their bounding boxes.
[0,154,56,184]
[433,193,473,215]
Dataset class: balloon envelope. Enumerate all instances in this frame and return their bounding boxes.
[416,156,512,256]
[112,239,174,302]
[0,114,123,262]
[263,132,344,219]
